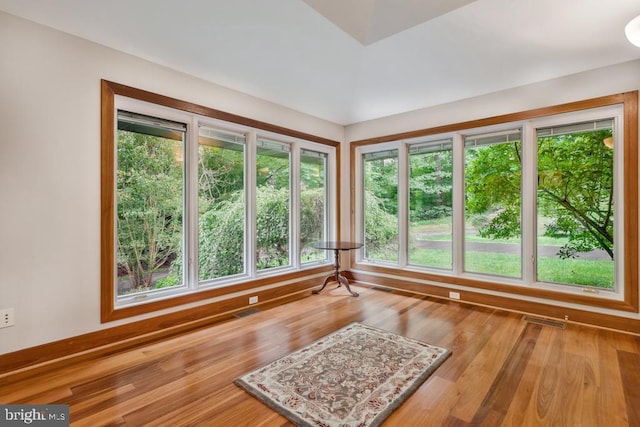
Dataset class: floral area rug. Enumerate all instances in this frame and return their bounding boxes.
[234,322,451,427]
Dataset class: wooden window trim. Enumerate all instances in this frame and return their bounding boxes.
[350,91,639,313]
[101,80,340,322]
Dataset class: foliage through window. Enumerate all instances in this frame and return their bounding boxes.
[198,128,246,281]
[256,139,291,271]
[356,100,633,304]
[300,149,329,263]
[408,140,453,269]
[363,150,399,262]
[116,112,185,296]
[464,129,522,278]
[535,121,615,288]
[105,89,335,311]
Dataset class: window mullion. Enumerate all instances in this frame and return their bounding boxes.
[291,145,300,268]
[246,131,257,277]
[186,118,199,289]
[521,122,536,285]
[452,134,465,275]
[398,143,409,266]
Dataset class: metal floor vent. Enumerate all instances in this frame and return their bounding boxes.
[234,308,261,318]
[523,315,566,329]
[372,286,393,293]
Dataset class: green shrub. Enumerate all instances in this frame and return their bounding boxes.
[364,190,398,253]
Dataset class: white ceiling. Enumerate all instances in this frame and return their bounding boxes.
[1,0,640,125]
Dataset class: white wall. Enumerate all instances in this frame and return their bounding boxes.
[0,11,344,354]
[345,60,640,142]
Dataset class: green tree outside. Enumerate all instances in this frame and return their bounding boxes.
[117,131,331,294]
[116,131,183,293]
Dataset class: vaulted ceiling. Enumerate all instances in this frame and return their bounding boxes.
[1,0,639,124]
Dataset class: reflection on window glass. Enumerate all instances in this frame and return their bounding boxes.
[363,150,399,262]
[464,130,522,278]
[116,111,185,296]
[409,141,453,269]
[198,128,245,281]
[256,139,291,270]
[300,149,328,263]
[536,121,615,289]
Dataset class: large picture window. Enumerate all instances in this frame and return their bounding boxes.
[353,93,638,312]
[300,149,329,263]
[363,149,399,263]
[464,129,522,278]
[101,81,337,320]
[198,127,246,282]
[535,120,615,289]
[256,138,291,271]
[408,140,453,270]
[116,112,186,296]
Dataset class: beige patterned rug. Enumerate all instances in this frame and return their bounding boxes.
[234,322,451,427]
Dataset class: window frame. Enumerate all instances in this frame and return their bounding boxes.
[196,124,249,284]
[254,136,294,273]
[101,80,339,322]
[114,99,192,303]
[531,108,623,292]
[351,92,638,313]
[299,148,331,264]
[356,141,401,266]
[407,138,454,271]
[462,127,524,280]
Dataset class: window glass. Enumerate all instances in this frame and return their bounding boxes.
[408,140,453,269]
[536,120,615,288]
[300,149,328,263]
[464,129,522,278]
[104,84,340,318]
[198,127,246,281]
[116,111,185,296]
[256,138,291,270]
[363,150,399,262]
[352,98,634,310]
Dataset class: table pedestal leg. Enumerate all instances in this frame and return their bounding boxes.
[312,249,359,297]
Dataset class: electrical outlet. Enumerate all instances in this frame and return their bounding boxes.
[449,291,461,300]
[0,308,14,328]
[249,296,258,304]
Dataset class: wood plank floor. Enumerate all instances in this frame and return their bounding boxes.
[2,286,640,426]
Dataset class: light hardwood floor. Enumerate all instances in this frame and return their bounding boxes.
[1,286,639,426]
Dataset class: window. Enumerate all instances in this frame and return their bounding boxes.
[101,81,337,320]
[464,129,522,278]
[363,149,399,263]
[256,138,291,271]
[408,140,453,270]
[535,119,616,289]
[354,92,638,312]
[300,149,329,263]
[198,127,246,282]
[116,112,186,297]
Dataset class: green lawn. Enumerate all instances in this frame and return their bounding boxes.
[412,223,568,246]
[370,217,615,289]
[537,257,613,288]
[406,218,613,288]
[407,247,613,289]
